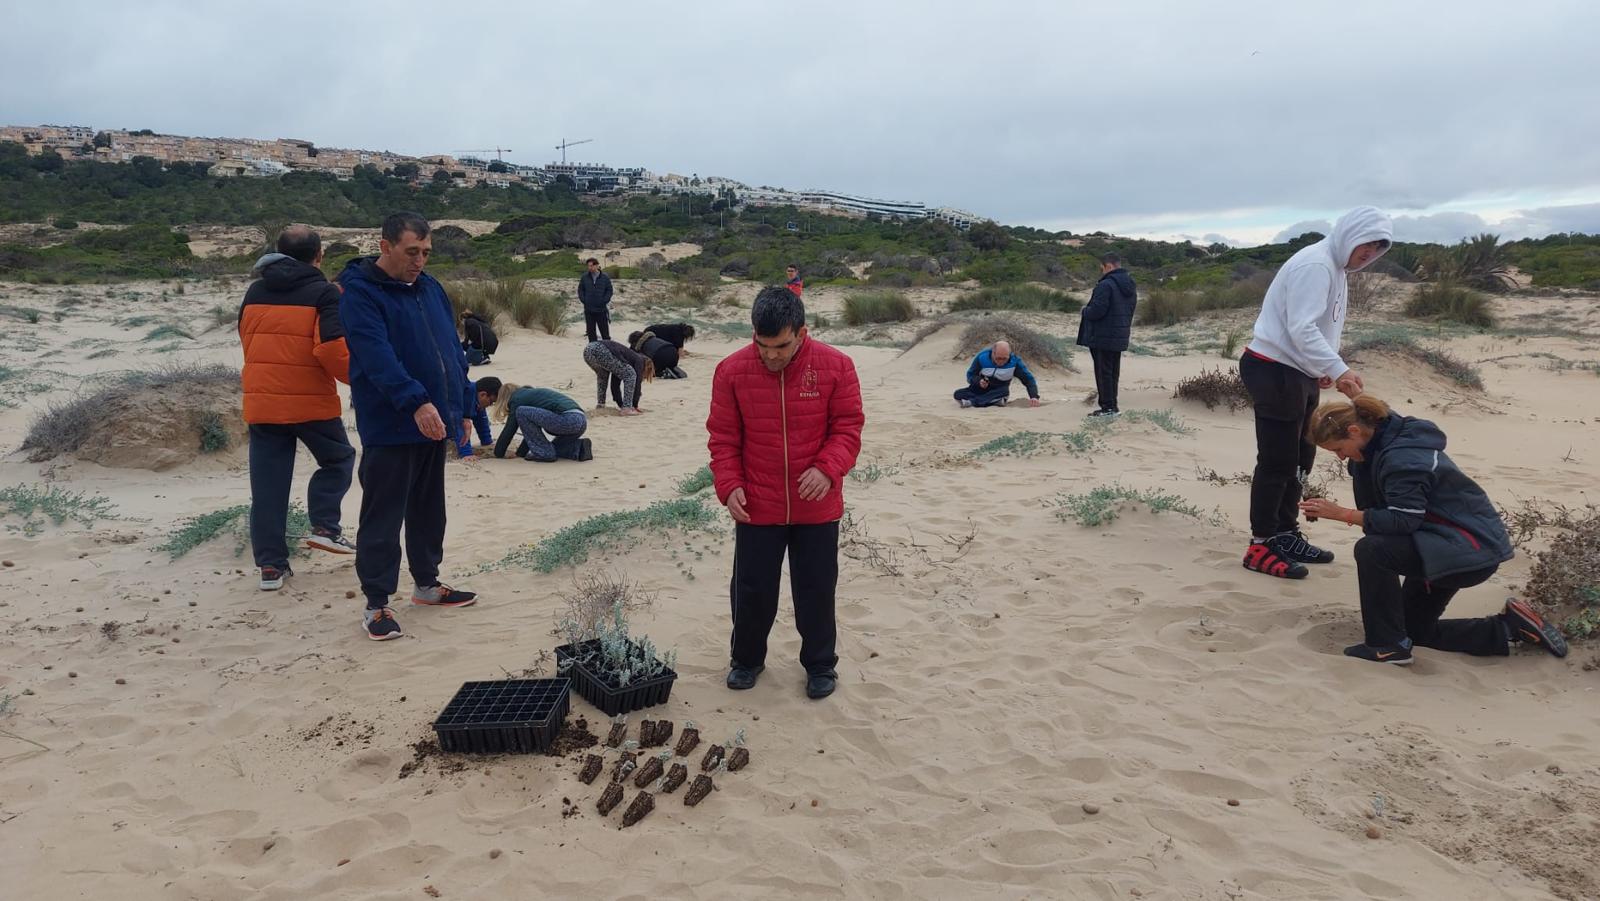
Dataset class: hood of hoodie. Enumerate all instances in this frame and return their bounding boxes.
[1376,414,1447,459]
[340,255,435,291]
[1102,268,1136,296]
[1327,206,1393,272]
[252,253,328,291]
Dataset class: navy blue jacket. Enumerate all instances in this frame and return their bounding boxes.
[338,257,473,447]
[1077,268,1137,352]
[577,270,614,312]
[1350,414,1514,580]
[457,378,494,457]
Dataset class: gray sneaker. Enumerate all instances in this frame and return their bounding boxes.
[304,528,356,555]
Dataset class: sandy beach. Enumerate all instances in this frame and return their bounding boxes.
[2,267,1598,900]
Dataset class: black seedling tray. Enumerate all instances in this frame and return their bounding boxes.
[556,640,677,716]
[431,678,570,753]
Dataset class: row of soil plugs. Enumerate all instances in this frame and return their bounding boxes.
[578,716,750,827]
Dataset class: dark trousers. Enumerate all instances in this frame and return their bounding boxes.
[1239,352,1320,538]
[1089,348,1122,412]
[953,382,1011,407]
[355,440,447,608]
[729,521,840,675]
[583,309,611,342]
[1354,534,1507,655]
[248,418,355,569]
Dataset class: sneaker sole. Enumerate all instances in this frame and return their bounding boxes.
[304,537,354,555]
[1506,599,1569,658]
[367,630,403,641]
[411,597,477,608]
[1242,561,1308,580]
[260,581,284,591]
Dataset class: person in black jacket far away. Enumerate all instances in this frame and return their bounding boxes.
[1299,393,1567,666]
[1076,253,1137,417]
[459,310,498,365]
[577,257,614,341]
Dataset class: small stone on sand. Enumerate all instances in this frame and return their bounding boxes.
[1227,799,1240,806]
[489,848,502,859]
[1082,803,1100,815]
[1365,825,1382,839]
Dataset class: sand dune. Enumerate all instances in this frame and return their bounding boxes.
[1,278,1597,900]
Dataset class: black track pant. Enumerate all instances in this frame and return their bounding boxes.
[248,418,354,569]
[1354,533,1507,655]
[729,521,840,675]
[355,440,447,608]
[1240,351,1320,539]
[584,309,611,342]
[1090,348,1122,412]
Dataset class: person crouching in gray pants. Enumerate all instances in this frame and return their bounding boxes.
[484,382,594,462]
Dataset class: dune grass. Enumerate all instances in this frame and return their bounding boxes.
[843,290,918,325]
[1344,335,1484,390]
[488,497,718,573]
[950,284,1081,314]
[1403,283,1497,329]
[0,483,120,537]
[1050,484,1204,527]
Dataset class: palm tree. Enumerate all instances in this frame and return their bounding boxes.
[1420,233,1515,292]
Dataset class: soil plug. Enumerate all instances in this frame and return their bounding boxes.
[633,754,665,788]
[700,743,725,772]
[674,724,700,757]
[578,754,604,784]
[596,781,625,816]
[684,774,715,807]
[612,751,638,782]
[727,747,751,772]
[637,719,656,746]
[651,720,673,748]
[621,791,655,827]
[661,763,689,793]
[605,721,628,748]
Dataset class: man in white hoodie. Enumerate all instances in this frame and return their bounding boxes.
[1238,206,1393,579]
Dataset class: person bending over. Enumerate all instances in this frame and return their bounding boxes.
[954,340,1040,408]
[1299,393,1567,665]
[643,322,697,354]
[583,338,652,415]
[456,375,496,460]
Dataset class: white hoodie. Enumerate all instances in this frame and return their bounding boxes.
[1247,206,1393,379]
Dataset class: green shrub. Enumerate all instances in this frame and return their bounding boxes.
[158,502,310,559]
[675,465,714,495]
[843,291,917,326]
[489,497,718,572]
[0,483,120,537]
[1403,284,1497,329]
[949,315,1075,371]
[1137,288,1198,326]
[1050,484,1204,527]
[950,284,1081,313]
[54,218,79,230]
[198,411,230,453]
[145,324,194,341]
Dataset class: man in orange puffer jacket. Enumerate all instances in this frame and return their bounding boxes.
[707,286,864,700]
[239,225,356,591]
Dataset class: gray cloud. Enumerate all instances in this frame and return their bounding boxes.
[3,0,1599,234]
[1390,211,1492,244]
[1273,220,1333,243]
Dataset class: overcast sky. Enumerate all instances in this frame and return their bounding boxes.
[5,0,1598,246]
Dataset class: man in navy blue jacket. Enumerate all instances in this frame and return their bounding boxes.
[1076,253,1137,417]
[339,212,478,641]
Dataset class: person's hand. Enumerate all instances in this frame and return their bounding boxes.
[1298,497,1346,523]
[797,466,832,501]
[726,487,751,523]
[1029,397,1041,407]
[979,377,990,389]
[1335,369,1364,398]
[1318,375,1335,389]
[414,403,446,441]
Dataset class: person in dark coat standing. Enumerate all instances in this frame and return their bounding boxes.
[1076,253,1137,417]
[577,257,614,342]
[1299,393,1567,665]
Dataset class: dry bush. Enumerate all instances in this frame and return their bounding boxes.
[1346,271,1382,315]
[556,571,658,640]
[1499,500,1600,639]
[23,364,240,463]
[1173,367,1251,411]
[953,315,1074,370]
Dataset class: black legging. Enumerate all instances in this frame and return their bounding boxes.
[1354,533,1507,655]
[1240,352,1319,538]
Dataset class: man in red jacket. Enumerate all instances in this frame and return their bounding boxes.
[707,286,863,699]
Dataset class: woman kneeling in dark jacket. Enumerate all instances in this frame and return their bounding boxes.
[629,330,686,379]
[1300,394,1567,665]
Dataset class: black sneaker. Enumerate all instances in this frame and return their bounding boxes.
[726,664,764,690]
[1269,531,1335,564]
[1087,409,1119,418]
[364,607,403,641]
[1502,598,1568,658]
[1343,640,1414,665]
[577,438,593,462]
[1242,542,1308,579]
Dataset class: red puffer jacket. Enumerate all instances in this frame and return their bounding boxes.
[707,337,864,525]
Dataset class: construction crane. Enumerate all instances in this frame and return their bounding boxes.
[453,147,514,163]
[555,138,593,163]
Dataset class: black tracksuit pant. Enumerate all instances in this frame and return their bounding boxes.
[1239,351,1320,539]
[355,440,447,609]
[1090,348,1122,412]
[729,521,840,675]
[1354,533,1507,655]
[248,418,355,569]
[583,309,611,342]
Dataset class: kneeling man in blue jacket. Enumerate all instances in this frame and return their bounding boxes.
[954,341,1041,408]
[339,211,478,642]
